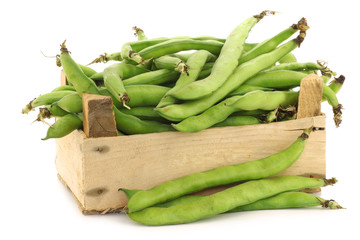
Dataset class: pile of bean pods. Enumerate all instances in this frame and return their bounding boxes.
[21,10,345,139]
[122,128,342,225]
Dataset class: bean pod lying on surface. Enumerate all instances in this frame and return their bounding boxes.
[127,176,337,225]
[125,128,312,212]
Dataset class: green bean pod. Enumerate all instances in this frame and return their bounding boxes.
[113,106,174,134]
[128,175,336,225]
[153,55,189,74]
[51,85,76,92]
[103,65,127,106]
[126,128,312,212]
[54,92,83,113]
[328,75,345,95]
[322,85,342,127]
[121,106,164,121]
[157,33,306,122]
[78,64,97,77]
[121,43,149,65]
[122,190,342,212]
[138,39,224,60]
[263,62,323,72]
[229,191,342,212]
[42,113,83,140]
[172,90,299,132]
[213,115,260,127]
[244,70,330,88]
[133,26,148,41]
[59,41,100,96]
[171,11,275,101]
[157,50,216,108]
[278,52,297,63]
[241,70,343,127]
[122,69,179,86]
[125,85,170,107]
[238,17,307,65]
[22,90,75,114]
[228,85,274,96]
[36,105,69,122]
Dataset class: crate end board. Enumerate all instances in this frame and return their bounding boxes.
[55,115,326,214]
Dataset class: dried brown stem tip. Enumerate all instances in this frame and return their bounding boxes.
[333,104,343,127]
[332,75,345,84]
[324,177,338,186]
[254,10,276,21]
[322,199,344,209]
[177,61,190,75]
[88,53,108,65]
[317,60,337,77]
[60,40,70,54]
[293,17,309,47]
[132,26,144,36]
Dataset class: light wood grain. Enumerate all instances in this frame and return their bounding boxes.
[55,115,326,213]
[60,70,67,86]
[55,72,327,214]
[82,94,118,138]
[297,73,323,119]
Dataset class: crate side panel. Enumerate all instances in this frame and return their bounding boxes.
[80,116,325,211]
[55,130,86,207]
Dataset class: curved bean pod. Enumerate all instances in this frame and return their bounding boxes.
[125,85,170,107]
[59,41,100,96]
[128,175,336,225]
[51,85,75,92]
[172,90,299,132]
[156,33,306,122]
[138,39,224,60]
[36,105,69,123]
[153,55,189,74]
[241,70,343,126]
[213,115,260,127]
[263,62,323,72]
[278,52,297,63]
[244,70,329,89]
[157,50,216,108]
[122,69,179,86]
[126,128,312,212]
[42,113,83,140]
[328,75,345,95]
[322,85,342,127]
[228,85,274,96]
[238,17,307,65]
[103,62,150,106]
[133,26,148,41]
[121,106,165,122]
[22,90,75,114]
[171,11,275,100]
[151,192,343,211]
[113,106,174,135]
[54,92,83,113]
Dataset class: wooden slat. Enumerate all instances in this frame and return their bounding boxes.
[78,116,325,212]
[297,73,324,119]
[82,94,118,138]
[60,70,67,86]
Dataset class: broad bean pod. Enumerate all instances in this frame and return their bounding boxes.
[170,11,275,101]
[157,32,306,122]
[126,128,312,212]
[59,41,100,96]
[42,113,83,140]
[128,175,336,225]
[172,90,299,132]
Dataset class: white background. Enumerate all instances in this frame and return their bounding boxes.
[1,0,359,239]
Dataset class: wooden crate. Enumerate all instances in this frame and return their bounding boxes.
[55,73,326,214]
